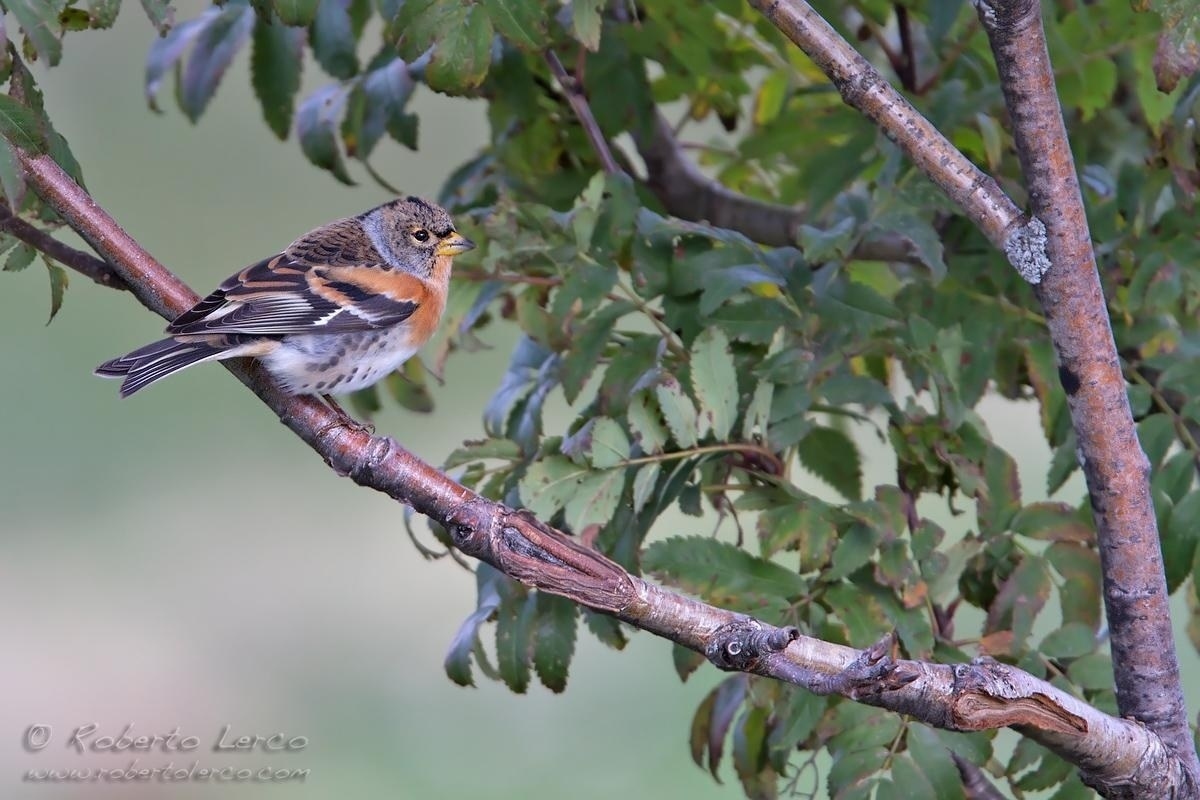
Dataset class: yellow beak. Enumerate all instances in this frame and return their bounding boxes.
[435,232,476,257]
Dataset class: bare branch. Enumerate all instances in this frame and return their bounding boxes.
[0,203,127,291]
[16,146,1195,798]
[747,0,1049,283]
[977,0,1200,785]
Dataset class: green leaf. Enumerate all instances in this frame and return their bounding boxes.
[518,456,621,533]
[1164,489,1200,593]
[7,0,64,66]
[627,390,669,454]
[44,258,67,323]
[145,9,213,111]
[672,642,706,682]
[643,536,807,612]
[532,592,577,693]
[495,591,536,693]
[272,0,318,27]
[631,463,659,513]
[85,0,121,29]
[691,327,738,440]
[583,608,627,650]
[0,95,47,153]
[4,243,36,272]
[140,0,174,35]
[797,426,863,501]
[424,1,494,92]
[310,0,358,79]
[1011,502,1091,543]
[178,2,255,122]
[0,143,26,210]
[588,417,630,469]
[444,568,502,687]
[384,357,435,413]
[826,522,880,581]
[356,59,416,159]
[570,0,603,50]
[296,83,355,184]
[250,16,304,139]
[482,0,546,51]
[559,301,629,404]
[655,375,699,449]
[1039,622,1096,659]
[732,707,772,796]
[444,437,521,468]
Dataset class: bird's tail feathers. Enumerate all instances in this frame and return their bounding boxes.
[96,338,230,397]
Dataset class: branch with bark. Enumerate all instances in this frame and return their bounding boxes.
[11,133,1192,797]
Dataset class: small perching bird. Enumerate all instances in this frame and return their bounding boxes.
[97,196,474,405]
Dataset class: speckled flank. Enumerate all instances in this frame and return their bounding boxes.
[260,325,422,395]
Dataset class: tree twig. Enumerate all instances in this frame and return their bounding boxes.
[544,49,622,176]
[12,145,1195,799]
[0,203,127,290]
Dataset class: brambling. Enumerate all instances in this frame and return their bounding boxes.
[97,196,474,409]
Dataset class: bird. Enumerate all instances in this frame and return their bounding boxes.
[96,196,474,414]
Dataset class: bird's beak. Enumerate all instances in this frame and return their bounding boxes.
[435,232,476,256]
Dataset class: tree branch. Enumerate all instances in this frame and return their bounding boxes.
[977,0,1200,785]
[0,203,127,290]
[14,145,1194,798]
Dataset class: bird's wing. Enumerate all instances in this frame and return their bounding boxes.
[165,253,427,336]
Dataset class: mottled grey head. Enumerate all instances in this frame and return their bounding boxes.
[362,196,474,274]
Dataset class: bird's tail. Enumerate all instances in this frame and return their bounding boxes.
[96,337,230,397]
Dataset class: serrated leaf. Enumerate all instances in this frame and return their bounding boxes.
[4,243,36,272]
[482,0,545,51]
[571,0,602,50]
[655,375,699,448]
[826,523,880,581]
[627,390,668,454]
[672,642,706,682]
[424,2,493,93]
[44,258,67,323]
[588,416,629,469]
[444,437,521,468]
[532,592,576,692]
[0,143,26,210]
[583,608,627,650]
[444,571,502,687]
[691,327,738,440]
[732,706,771,795]
[631,463,660,513]
[495,591,536,693]
[273,0,318,26]
[643,537,807,610]
[905,725,966,800]
[7,0,64,66]
[0,95,46,153]
[145,9,214,111]
[357,59,415,159]
[251,16,304,139]
[296,83,355,184]
[707,675,748,780]
[178,2,255,122]
[1011,502,1091,543]
[519,455,621,533]
[310,0,358,79]
[384,357,435,412]
[140,0,174,34]
[797,426,863,501]
[1040,622,1096,659]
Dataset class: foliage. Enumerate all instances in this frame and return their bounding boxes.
[3,0,1200,797]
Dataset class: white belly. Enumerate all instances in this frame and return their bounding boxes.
[259,327,418,395]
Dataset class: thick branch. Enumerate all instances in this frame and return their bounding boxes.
[17,150,1192,798]
[0,203,127,290]
[977,0,1200,787]
[747,0,1049,283]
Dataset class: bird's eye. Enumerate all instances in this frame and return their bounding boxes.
[412,229,430,243]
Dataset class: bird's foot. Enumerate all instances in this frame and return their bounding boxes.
[317,394,376,436]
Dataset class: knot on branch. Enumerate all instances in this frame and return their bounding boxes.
[705,618,800,671]
[948,657,1088,734]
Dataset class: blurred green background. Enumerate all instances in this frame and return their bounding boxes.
[1,4,1196,799]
